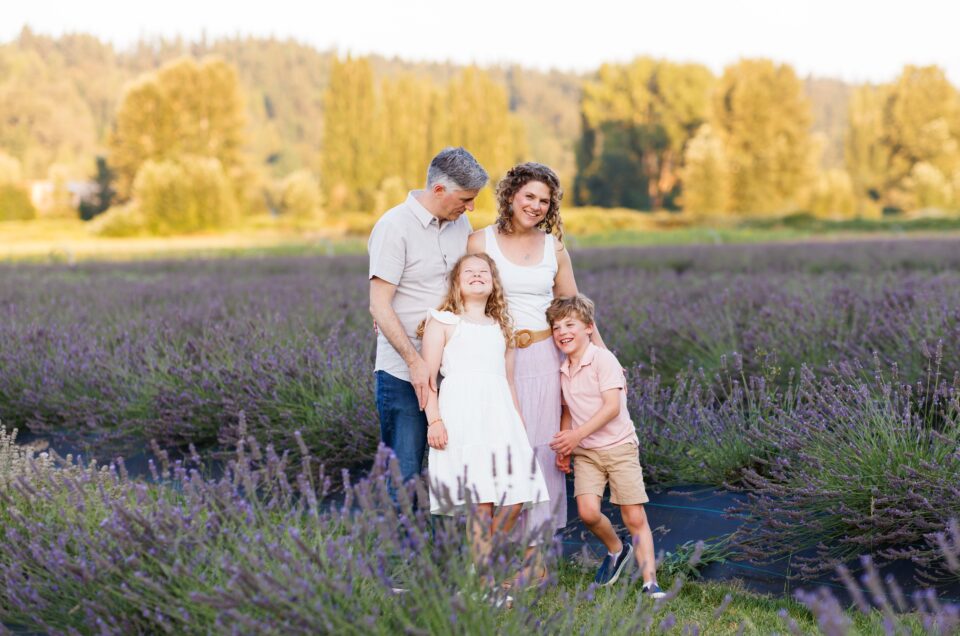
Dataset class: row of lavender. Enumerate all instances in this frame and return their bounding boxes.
[1,239,959,583]
[1,429,956,634]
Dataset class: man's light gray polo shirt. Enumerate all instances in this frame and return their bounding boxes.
[368,191,471,382]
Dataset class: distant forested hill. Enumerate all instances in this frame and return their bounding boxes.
[1,26,847,187]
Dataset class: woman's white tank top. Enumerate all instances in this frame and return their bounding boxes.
[483,225,558,331]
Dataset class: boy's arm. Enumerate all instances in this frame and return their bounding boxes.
[549,389,621,455]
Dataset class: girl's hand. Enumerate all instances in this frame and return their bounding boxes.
[555,453,571,474]
[427,420,448,450]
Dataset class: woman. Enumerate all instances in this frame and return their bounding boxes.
[467,162,603,544]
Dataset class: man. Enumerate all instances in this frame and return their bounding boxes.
[368,147,488,483]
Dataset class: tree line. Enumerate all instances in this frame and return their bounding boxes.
[1,27,958,231]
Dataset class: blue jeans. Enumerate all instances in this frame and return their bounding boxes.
[375,370,428,483]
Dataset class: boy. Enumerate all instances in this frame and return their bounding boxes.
[547,294,665,598]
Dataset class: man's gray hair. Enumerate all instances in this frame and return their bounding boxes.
[426,147,488,191]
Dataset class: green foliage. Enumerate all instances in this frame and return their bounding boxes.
[575,58,714,210]
[279,169,323,222]
[905,161,954,211]
[441,66,527,185]
[0,151,35,221]
[322,58,525,214]
[0,183,36,221]
[807,169,857,219]
[712,59,816,215]
[884,66,960,192]
[321,56,379,212]
[89,203,146,237]
[109,56,247,200]
[377,74,437,188]
[681,124,731,217]
[848,66,960,214]
[0,151,23,184]
[0,32,97,178]
[132,155,239,235]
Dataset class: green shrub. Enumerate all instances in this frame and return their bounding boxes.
[88,203,147,237]
[807,169,856,219]
[0,184,37,221]
[279,169,323,223]
[133,155,239,235]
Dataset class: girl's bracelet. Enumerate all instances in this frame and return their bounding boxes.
[428,418,443,427]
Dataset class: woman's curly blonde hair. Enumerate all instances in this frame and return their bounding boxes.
[416,253,514,344]
[495,162,564,243]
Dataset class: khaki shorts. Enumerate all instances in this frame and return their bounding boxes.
[572,442,649,505]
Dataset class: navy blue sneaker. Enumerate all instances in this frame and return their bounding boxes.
[642,582,666,599]
[594,540,634,586]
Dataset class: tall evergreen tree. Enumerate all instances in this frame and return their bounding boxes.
[79,156,116,221]
[378,74,435,188]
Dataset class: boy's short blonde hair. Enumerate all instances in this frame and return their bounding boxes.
[546,294,596,327]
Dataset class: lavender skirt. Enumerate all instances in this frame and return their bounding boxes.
[514,337,567,532]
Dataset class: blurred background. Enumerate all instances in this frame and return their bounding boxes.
[1,0,959,257]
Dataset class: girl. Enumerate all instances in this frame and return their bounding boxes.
[421,253,549,571]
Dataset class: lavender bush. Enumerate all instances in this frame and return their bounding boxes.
[728,357,960,582]
[794,549,960,635]
[0,425,751,635]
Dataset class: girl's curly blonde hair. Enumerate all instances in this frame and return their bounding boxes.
[495,162,564,243]
[417,253,514,344]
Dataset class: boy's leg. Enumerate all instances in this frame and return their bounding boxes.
[621,504,657,584]
[572,448,622,553]
[607,443,660,589]
[576,494,622,553]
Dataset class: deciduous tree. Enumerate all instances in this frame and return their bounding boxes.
[712,59,815,215]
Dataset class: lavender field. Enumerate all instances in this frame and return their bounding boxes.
[1,238,960,633]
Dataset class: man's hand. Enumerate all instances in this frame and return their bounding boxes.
[549,429,583,456]
[555,453,572,474]
[427,420,448,450]
[407,355,436,410]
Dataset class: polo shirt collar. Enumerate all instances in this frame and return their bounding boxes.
[407,191,440,228]
[560,342,599,376]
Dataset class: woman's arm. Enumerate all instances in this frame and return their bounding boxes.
[553,242,607,348]
[421,318,449,450]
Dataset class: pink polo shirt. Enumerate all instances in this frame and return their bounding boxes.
[560,343,639,451]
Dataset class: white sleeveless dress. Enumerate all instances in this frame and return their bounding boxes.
[427,309,549,515]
